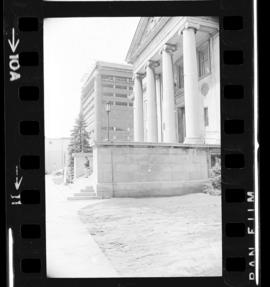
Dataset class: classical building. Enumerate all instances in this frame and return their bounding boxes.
[81,61,134,145]
[126,17,220,145]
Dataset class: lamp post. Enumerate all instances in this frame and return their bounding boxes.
[105,101,111,141]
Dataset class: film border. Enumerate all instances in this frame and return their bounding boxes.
[3,0,258,286]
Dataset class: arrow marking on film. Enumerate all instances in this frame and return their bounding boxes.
[14,165,23,190]
[8,28,20,53]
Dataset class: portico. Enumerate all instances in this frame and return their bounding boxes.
[127,17,220,145]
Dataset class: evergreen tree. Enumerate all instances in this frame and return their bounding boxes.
[67,113,91,183]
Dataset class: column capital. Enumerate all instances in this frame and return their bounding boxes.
[133,73,145,81]
[160,43,177,54]
[145,60,160,70]
[178,21,200,35]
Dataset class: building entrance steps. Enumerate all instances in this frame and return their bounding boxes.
[67,195,101,200]
[67,185,100,200]
[73,192,96,196]
[81,186,95,192]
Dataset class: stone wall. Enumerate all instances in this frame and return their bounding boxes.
[92,142,220,198]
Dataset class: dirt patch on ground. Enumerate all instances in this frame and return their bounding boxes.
[79,193,222,277]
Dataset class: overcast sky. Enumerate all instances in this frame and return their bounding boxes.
[44,17,140,138]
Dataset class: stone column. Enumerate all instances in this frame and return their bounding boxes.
[145,61,159,142]
[161,44,177,143]
[212,34,221,144]
[133,73,144,142]
[155,74,162,142]
[181,22,205,144]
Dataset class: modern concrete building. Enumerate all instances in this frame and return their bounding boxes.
[126,17,220,145]
[81,61,134,145]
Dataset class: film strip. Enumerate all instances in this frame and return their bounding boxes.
[4,0,259,286]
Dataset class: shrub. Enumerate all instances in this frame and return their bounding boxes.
[210,161,221,190]
[203,158,221,195]
[66,166,74,184]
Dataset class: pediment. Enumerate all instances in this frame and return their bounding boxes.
[126,17,170,64]
[140,17,162,44]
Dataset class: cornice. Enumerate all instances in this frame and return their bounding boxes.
[126,17,171,64]
[125,18,149,64]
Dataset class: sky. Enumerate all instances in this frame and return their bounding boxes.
[44,17,140,138]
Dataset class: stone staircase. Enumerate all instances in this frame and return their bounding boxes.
[67,186,100,201]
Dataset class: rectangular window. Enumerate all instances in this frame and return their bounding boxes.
[102,127,114,131]
[85,109,94,120]
[198,42,211,78]
[115,76,128,83]
[85,116,94,126]
[103,92,113,97]
[81,88,94,105]
[129,103,133,107]
[115,101,127,106]
[115,93,127,98]
[101,75,114,81]
[84,78,95,93]
[83,104,95,119]
[115,127,125,131]
[115,85,127,90]
[102,83,114,88]
[204,107,209,126]
[82,97,94,111]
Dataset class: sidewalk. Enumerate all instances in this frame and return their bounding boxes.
[46,175,118,278]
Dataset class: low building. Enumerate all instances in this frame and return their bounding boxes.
[81,61,134,145]
[126,16,220,145]
[45,137,70,174]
